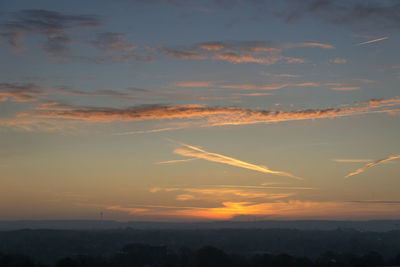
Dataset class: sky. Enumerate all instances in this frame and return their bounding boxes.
[1,0,400,221]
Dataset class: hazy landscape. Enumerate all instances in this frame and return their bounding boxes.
[2,222,400,266]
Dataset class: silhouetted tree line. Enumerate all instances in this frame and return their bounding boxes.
[2,244,400,267]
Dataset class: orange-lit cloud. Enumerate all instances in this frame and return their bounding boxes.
[176,194,196,201]
[284,57,306,64]
[106,200,400,220]
[345,154,400,178]
[214,52,281,65]
[170,142,301,179]
[13,97,400,130]
[288,42,335,49]
[233,92,273,97]
[198,42,226,51]
[161,40,333,65]
[330,58,347,64]
[151,186,295,201]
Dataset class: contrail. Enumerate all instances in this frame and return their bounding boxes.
[156,158,197,164]
[112,126,185,135]
[356,37,388,46]
[171,142,302,180]
[332,159,372,163]
[345,154,400,178]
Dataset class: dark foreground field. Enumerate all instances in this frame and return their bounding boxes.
[1,226,400,266]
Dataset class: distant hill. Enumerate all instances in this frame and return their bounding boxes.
[1,219,400,231]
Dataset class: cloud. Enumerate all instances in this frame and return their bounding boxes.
[21,97,400,129]
[356,37,389,46]
[113,126,187,136]
[219,83,289,90]
[198,42,226,51]
[91,32,136,53]
[106,199,400,220]
[0,82,47,102]
[57,87,138,99]
[285,42,334,49]
[280,1,400,29]
[160,48,205,59]
[169,142,301,179]
[160,40,333,65]
[173,81,318,91]
[134,1,400,30]
[41,34,71,56]
[176,194,196,201]
[0,10,148,62]
[152,186,295,201]
[214,52,282,64]
[345,154,400,178]
[0,9,102,53]
[330,58,347,64]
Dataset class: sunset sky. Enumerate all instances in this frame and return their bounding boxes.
[1,0,400,221]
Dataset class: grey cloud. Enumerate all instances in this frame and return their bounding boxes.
[281,0,400,29]
[0,9,102,53]
[0,82,47,102]
[91,32,136,53]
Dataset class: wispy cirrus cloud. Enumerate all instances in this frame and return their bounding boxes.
[172,81,217,88]
[165,142,301,179]
[174,80,319,90]
[151,186,295,201]
[262,72,301,78]
[345,154,400,178]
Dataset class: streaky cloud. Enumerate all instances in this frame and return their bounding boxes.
[345,154,400,178]
[170,142,302,179]
[156,158,198,164]
[332,159,373,163]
